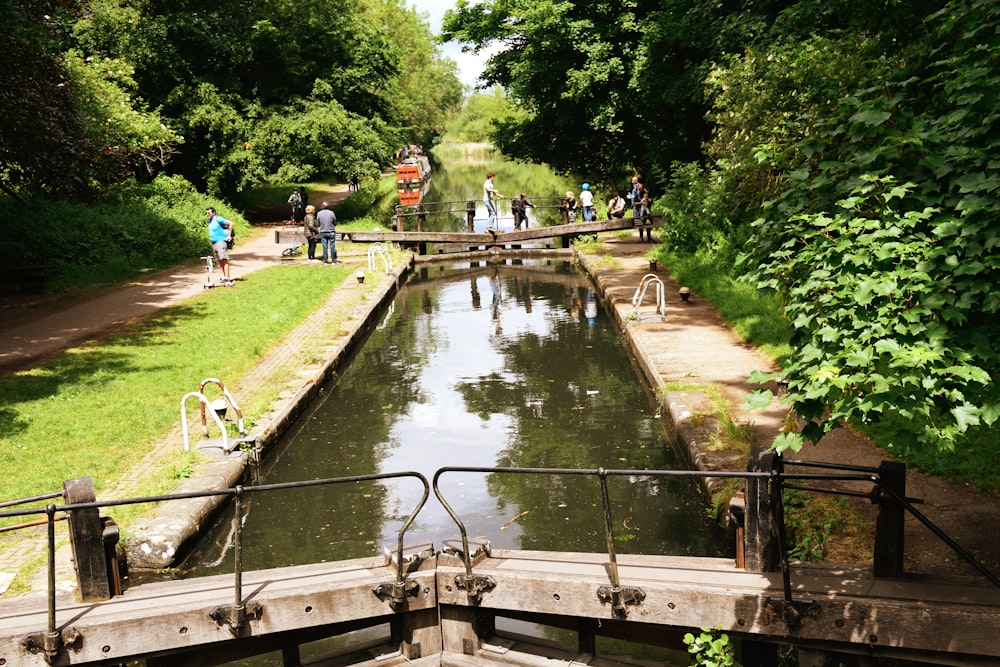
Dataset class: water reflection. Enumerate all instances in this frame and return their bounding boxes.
[179,260,723,577]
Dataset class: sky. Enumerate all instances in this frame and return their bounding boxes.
[410,0,490,89]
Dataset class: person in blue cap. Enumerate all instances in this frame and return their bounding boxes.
[579,183,595,222]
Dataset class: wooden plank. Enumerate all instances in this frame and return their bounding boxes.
[347,217,665,246]
[436,551,1000,662]
[0,557,436,666]
[63,476,112,602]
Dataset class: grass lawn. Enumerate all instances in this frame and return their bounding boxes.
[0,263,354,526]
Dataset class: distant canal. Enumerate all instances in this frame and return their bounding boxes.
[179,258,725,577]
[396,143,595,232]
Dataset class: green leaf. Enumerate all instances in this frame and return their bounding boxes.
[746,389,776,411]
[850,109,892,126]
[952,403,981,431]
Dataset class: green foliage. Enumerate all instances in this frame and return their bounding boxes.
[4,0,461,202]
[781,489,864,563]
[683,627,741,667]
[657,162,732,259]
[744,0,1000,451]
[335,174,399,225]
[444,88,520,143]
[0,175,241,289]
[64,51,182,179]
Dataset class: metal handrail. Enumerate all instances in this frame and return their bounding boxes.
[631,273,666,322]
[432,465,1000,599]
[368,243,392,274]
[2,471,429,655]
[4,464,998,659]
[395,197,570,219]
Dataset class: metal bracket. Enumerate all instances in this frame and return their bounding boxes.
[454,573,497,603]
[764,597,820,630]
[597,585,646,618]
[210,602,263,636]
[373,579,420,609]
[21,626,81,662]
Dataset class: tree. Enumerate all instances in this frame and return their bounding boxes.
[744,0,1000,451]
[1,1,175,200]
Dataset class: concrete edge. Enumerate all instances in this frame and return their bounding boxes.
[122,257,415,570]
[574,248,743,502]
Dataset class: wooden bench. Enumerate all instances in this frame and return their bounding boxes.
[0,265,50,293]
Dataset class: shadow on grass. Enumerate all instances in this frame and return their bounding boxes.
[0,303,210,440]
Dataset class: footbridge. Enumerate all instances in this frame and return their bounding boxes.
[2,456,999,667]
[273,197,664,256]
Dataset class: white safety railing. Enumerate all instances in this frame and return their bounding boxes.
[180,378,246,453]
[631,273,667,323]
[368,243,392,274]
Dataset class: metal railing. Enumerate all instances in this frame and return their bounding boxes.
[393,196,580,232]
[432,463,1000,621]
[1,471,429,662]
[630,273,666,323]
[4,460,999,661]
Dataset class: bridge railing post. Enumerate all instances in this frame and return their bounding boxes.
[64,476,116,601]
[744,448,780,572]
[466,201,476,232]
[873,460,906,578]
[417,205,426,233]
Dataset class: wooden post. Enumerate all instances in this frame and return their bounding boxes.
[417,204,426,233]
[394,607,440,659]
[64,476,113,601]
[510,200,521,229]
[744,448,780,572]
[874,460,906,578]
[560,199,570,226]
[440,605,494,656]
[466,201,476,232]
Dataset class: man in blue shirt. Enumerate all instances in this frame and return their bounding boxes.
[316,202,339,264]
[206,207,234,285]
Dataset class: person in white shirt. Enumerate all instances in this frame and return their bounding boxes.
[607,193,626,218]
[579,183,595,221]
[483,172,504,229]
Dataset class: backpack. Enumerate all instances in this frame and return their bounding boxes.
[226,224,236,249]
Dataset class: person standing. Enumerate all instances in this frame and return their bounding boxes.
[288,187,305,224]
[579,183,595,221]
[317,202,339,264]
[483,171,504,229]
[607,192,626,218]
[515,193,535,229]
[302,204,320,262]
[633,182,650,221]
[625,176,640,211]
[205,207,235,285]
[564,191,577,224]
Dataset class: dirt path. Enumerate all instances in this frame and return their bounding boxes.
[0,184,352,373]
